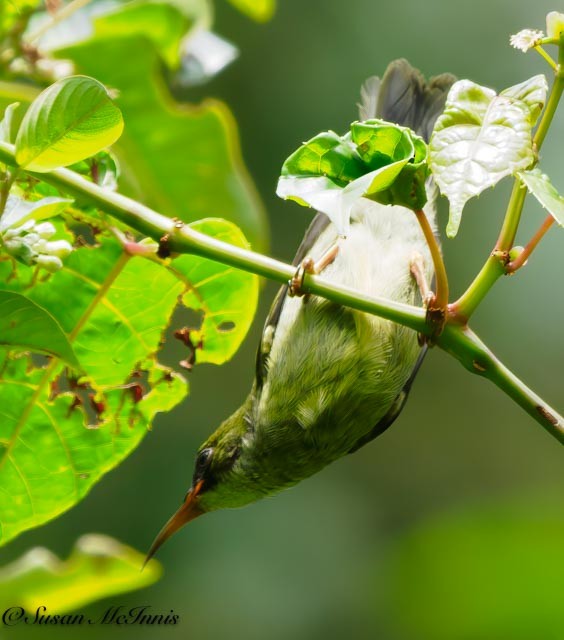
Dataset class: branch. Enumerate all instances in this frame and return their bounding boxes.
[0,141,563,446]
[0,141,427,334]
[438,325,564,445]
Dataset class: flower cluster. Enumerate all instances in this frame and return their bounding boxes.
[3,220,73,272]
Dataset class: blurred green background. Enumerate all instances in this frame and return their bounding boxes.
[5,1,564,638]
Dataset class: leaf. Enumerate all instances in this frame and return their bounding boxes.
[500,74,548,125]
[0,534,161,612]
[52,1,268,250]
[281,131,366,186]
[0,194,72,232]
[28,239,183,390]
[170,218,259,365]
[429,79,543,237]
[0,291,79,368]
[0,218,258,545]
[277,175,350,234]
[278,121,427,234]
[15,76,124,172]
[0,102,21,145]
[517,167,564,226]
[226,0,276,22]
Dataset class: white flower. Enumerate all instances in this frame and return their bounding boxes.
[510,29,544,52]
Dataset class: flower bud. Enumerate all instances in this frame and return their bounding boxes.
[34,222,57,238]
[45,240,73,258]
[34,254,63,272]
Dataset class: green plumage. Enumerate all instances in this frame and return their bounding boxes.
[146,62,455,562]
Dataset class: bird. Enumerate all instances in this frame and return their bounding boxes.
[144,59,455,565]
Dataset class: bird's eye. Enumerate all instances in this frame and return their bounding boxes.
[196,447,213,471]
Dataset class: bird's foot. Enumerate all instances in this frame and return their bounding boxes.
[410,253,435,308]
[289,243,339,297]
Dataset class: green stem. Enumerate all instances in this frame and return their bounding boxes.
[0,140,427,334]
[535,45,557,71]
[450,61,564,322]
[507,214,554,273]
[0,144,563,446]
[437,325,564,444]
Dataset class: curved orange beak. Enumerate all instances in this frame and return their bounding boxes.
[143,479,205,569]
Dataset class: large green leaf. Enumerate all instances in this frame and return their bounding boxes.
[0,534,161,612]
[50,1,267,250]
[429,76,547,237]
[517,167,564,226]
[0,290,79,368]
[0,222,258,545]
[15,76,124,172]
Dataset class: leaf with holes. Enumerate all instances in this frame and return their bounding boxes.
[518,167,564,226]
[429,77,547,237]
[15,76,123,172]
[0,534,161,611]
[169,218,259,366]
[0,218,258,545]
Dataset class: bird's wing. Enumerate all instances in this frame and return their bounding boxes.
[255,212,331,389]
[347,345,427,454]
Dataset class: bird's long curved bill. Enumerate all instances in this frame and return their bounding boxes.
[143,480,205,569]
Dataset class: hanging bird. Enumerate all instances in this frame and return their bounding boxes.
[145,59,454,564]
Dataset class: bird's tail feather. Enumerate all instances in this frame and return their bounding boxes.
[358,59,455,142]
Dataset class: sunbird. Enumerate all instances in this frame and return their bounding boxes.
[145,60,454,564]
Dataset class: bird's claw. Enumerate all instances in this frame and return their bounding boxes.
[289,257,315,297]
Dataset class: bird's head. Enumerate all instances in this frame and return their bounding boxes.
[144,400,293,565]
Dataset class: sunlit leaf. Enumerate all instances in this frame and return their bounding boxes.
[0,194,72,231]
[518,167,564,226]
[0,291,79,368]
[0,103,21,145]
[500,74,547,125]
[170,218,259,365]
[278,121,427,234]
[226,0,276,22]
[0,215,258,544]
[15,76,124,172]
[429,78,544,237]
[0,534,161,612]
